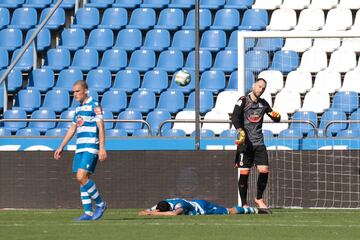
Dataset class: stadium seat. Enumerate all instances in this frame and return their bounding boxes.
[23,0,51,8]
[252,0,282,9]
[71,7,99,30]
[154,8,184,30]
[348,109,360,130]
[146,109,172,135]
[0,0,24,8]
[261,90,273,107]
[339,70,360,93]
[51,0,76,9]
[282,38,312,52]
[273,89,301,114]
[169,70,195,94]
[294,8,324,31]
[267,8,297,31]
[323,8,353,31]
[202,110,230,135]
[173,110,195,134]
[85,0,114,8]
[212,50,238,73]
[55,68,83,91]
[245,50,269,72]
[297,48,327,72]
[99,49,127,72]
[157,89,185,114]
[226,70,240,91]
[38,7,65,30]
[116,110,143,135]
[328,48,357,73]
[183,50,212,72]
[258,70,283,94]
[141,0,169,8]
[312,70,341,94]
[262,111,288,135]
[225,0,254,9]
[200,0,225,9]
[278,128,303,138]
[185,90,214,114]
[161,128,186,137]
[128,89,156,114]
[101,88,127,113]
[0,48,7,69]
[210,8,240,30]
[70,90,99,108]
[168,0,194,8]
[9,7,37,30]
[331,91,359,114]
[253,38,284,52]
[29,109,56,133]
[13,88,41,112]
[338,0,360,9]
[308,0,338,9]
[280,0,310,10]
[86,28,114,51]
[351,9,360,30]
[213,90,241,113]
[337,129,360,138]
[112,0,141,8]
[28,68,54,93]
[283,70,312,94]
[127,49,156,72]
[0,127,12,136]
[289,111,317,136]
[341,38,360,52]
[220,129,237,138]
[0,69,22,93]
[132,129,151,137]
[3,109,27,132]
[25,28,51,52]
[300,89,330,114]
[200,30,227,52]
[142,29,170,52]
[0,28,22,51]
[106,128,128,137]
[155,50,184,72]
[126,8,156,30]
[199,70,225,94]
[182,8,212,30]
[113,69,140,93]
[11,48,34,72]
[43,48,70,71]
[0,7,9,29]
[57,109,75,129]
[114,28,142,51]
[270,50,299,73]
[45,128,68,137]
[227,31,255,51]
[71,48,99,72]
[191,129,216,137]
[16,128,41,136]
[58,28,85,51]
[98,7,127,30]
[238,9,268,31]
[312,38,341,53]
[86,68,112,93]
[319,109,347,137]
[42,88,70,113]
[169,30,195,52]
[102,110,114,130]
[141,70,168,94]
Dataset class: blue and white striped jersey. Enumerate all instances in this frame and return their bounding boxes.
[72,97,103,154]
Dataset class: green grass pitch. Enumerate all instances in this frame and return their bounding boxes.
[1,209,360,240]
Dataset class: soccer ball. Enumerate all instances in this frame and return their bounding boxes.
[175,70,191,86]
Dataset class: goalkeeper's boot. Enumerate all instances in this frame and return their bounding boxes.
[92,202,107,220]
[74,213,93,221]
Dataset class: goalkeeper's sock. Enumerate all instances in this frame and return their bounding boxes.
[83,179,104,207]
[257,172,268,199]
[238,174,249,206]
[80,186,93,216]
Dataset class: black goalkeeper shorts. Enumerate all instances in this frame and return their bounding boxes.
[239,144,269,169]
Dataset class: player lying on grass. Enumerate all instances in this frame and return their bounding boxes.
[138,198,269,216]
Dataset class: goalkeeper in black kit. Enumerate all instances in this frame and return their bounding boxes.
[231,78,281,210]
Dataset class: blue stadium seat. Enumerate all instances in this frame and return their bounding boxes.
[98,7,127,30]
[185,90,214,114]
[141,0,169,9]
[0,69,22,93]
[210,8,240,30]
[45,128,68,137]
[128,89,156,114]
[289,111,317,136]
[23,0,51,8]
[86,28,114,51]
[57,109,75,129]
[0,127,12,136]
[183,49,212,72]
[0,0,24,8]
[43,48,70,71]
[16,128,41,136]
[106,128,128,137]
[101,88,127,113]
[154,8,184,30]
[132,129,151,136]
[199,70,226,94]
[227,70,254,91]
[112,0,141,8]
[169,0,194,9]
[161,128,186,137]
[114,28,142,51]
[146,109,172,135]
[102,110,114,130]
[127,49,156,72]
[200,0,225,9]
[155,49,184,72]
[212,49,238,72]
[169,70,195,93]
[319,109,347,137]
[336,129,360,138]
[13,88,41,112]
[42,88,70,112]
[116,110,143,134]
[254,38,284,51]
[51,0,75,9]
[157,89,185,114]
[0,48,8,69]
[200,30,227,52]
[28,68,55,92]
[183,8,212,30]
[25,28,51,52]
[55,68,83,91]
[0,28,22,51]
[262,129,274,138]
[224,0,254,9]
[331,91,359,114]
[126,8,156,30]
[3,109,27,132]
[270,50,299,73]
[11,48,34,72]
[141,70,168,94]
[58,28,85,51]
[71,7,99,30]
[85,0,114,8]
[238,9,268,31]
[245,50,269,72]
[142,29,170,52]
[113,69,140,93]
[71,48,99,72]
[348,109,360,130]
[86,68,112,93]
[0,7,9,29]
[169,30,195,52]
[29,109,56,133]
[99,49,127,72]
[191,129,215,137]
[278,128,303,138]
[220,128,237,137]
[38,7,65,30]
[71,89,99,108]
[8,7,37,30]
[227,31,255,50]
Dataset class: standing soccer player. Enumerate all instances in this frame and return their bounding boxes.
[231,78,280,209]
[54,80,108,221]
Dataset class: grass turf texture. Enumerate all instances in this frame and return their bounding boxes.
[1,209,360,240]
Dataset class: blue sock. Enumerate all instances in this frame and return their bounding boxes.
[80,186,93,215]
[233,206,256,214]
[83,179,104,207]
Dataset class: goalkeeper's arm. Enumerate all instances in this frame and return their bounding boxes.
[267,110,281,123]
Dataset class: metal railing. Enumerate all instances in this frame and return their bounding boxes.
[324,120,360,136]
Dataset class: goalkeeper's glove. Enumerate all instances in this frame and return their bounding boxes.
[268,111,281,121]
[235,128,246,146]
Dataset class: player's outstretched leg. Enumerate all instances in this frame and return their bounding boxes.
[82,179,107,220]
[74,186,94,221]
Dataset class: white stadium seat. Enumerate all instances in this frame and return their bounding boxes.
[273,89,301,114]
[252,0,282,10]
[300,89,330,113]
[283,70,312,94]
[328,47,357,72]
[258,70,284,94]
[213,90,241,114]
[312,69,341,94]
[267,8,297,31]
[202,110,230,135]
[322,8,353,31]
[173,110,196,135]
[338,0,360,9]
[280,0,311,10]
[312,38,341,53]
[282,38,312,52]
[339,70,360,93]
[297,48,328,73]
[341,38,360,52]
[308,0,338,10]
[294,8,324,31]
